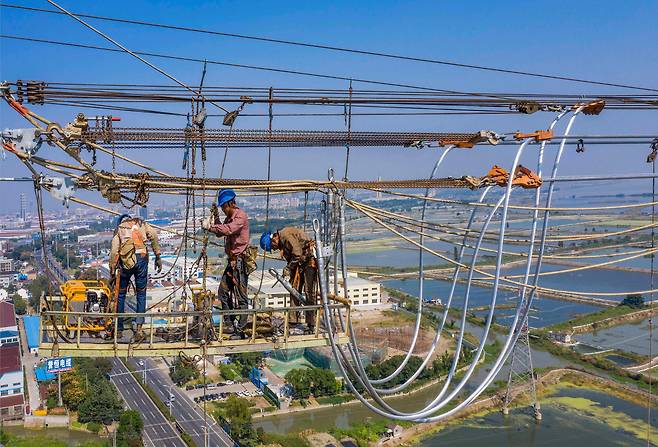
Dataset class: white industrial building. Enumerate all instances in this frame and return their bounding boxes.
[248,270,381,309]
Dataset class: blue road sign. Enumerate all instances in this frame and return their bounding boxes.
[46,356,73,374]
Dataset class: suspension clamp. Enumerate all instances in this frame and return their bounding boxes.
[574,99,605,115]
[1,128,44,155]
[513,129,553,142]
[44,176,77,207]
[513,101,541,114]
[647,138,658,163]
[439,130,501,148]
[15,80,46,105]
[482,164,542,189]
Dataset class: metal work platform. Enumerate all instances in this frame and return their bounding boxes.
[38,304,350,357]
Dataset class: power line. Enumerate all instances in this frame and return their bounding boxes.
[2,2,657,93]
[45,0,229,113]
[0,34,520,101]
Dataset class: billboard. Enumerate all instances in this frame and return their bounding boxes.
[46,357,73,374]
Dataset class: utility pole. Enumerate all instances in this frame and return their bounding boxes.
[169,384,173,418]
[96,239,100,280]
[57,372,63,407]
[65,235,69,270]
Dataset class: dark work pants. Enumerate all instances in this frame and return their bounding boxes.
[117,254,148,331]
[217,256,249,329]
[290,262,318,329]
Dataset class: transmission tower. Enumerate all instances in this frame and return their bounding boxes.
[501,295,541,421]
[19,193,27,222]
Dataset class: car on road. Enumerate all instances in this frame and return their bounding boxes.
[138,360,144,367]
[168,392,176,401]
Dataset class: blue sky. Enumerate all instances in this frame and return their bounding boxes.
[1,0,657,211]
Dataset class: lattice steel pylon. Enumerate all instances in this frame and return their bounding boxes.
[501,303,542,420]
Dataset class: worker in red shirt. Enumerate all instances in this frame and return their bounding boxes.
[202,189,252,335]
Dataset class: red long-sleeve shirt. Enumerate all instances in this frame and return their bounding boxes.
[209,207,250,257]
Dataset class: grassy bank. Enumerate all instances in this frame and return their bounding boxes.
[540,304,656,334]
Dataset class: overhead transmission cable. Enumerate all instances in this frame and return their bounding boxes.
[44,1,229,114]
[0,34,528,101]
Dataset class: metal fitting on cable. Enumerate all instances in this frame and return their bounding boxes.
[339,195,346,237]
[576,139,585,153]
[647,138,658,163]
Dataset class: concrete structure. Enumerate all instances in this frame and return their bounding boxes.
[23,315,40,354]
[148,255,202,284]
[0,330,19,346]
[0,271,19,287]
[0,343,24,421]
[248,269,381,309]
[0,257,14,273]
[77,231,113,246]
[0,273,16,287]
[331,273,381,307]
[0,301,17,332]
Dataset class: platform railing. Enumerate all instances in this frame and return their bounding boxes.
[38,303,351,357]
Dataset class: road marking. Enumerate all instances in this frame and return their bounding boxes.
[110,359,185,447]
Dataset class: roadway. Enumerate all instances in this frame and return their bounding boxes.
[17,316,41,413]
[110,358,187,447]
[34,248,69,283]
[127,357,235,447]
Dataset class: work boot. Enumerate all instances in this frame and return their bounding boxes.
[104,330,123,340]
[132,325,146,343]
[222,321,235,334]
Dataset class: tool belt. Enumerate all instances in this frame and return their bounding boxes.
[228,245,259,275]
[302,240,317,269]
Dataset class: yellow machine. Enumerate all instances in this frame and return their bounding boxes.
[60,280,113,334]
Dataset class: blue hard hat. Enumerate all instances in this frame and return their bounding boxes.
[116,214,131,227]
[217,189,236,207]
[260,232,272,252]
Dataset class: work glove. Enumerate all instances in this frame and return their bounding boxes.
[201,216,212,231]
[155,255,163,273]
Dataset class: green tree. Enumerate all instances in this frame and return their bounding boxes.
[222,396,257,447]
[170,357,200,385]
[28,275,50,309]
[78,380,123,424]
[311,368,340,397]
[620,294,645,309]
[230,353,264,378]
[61,371,86,411]
[285,368,312,399]
[116,410,144,447]
[12,294,27,315]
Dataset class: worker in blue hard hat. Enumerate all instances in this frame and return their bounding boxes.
[202,189,255,336]
[261,227,318,334]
